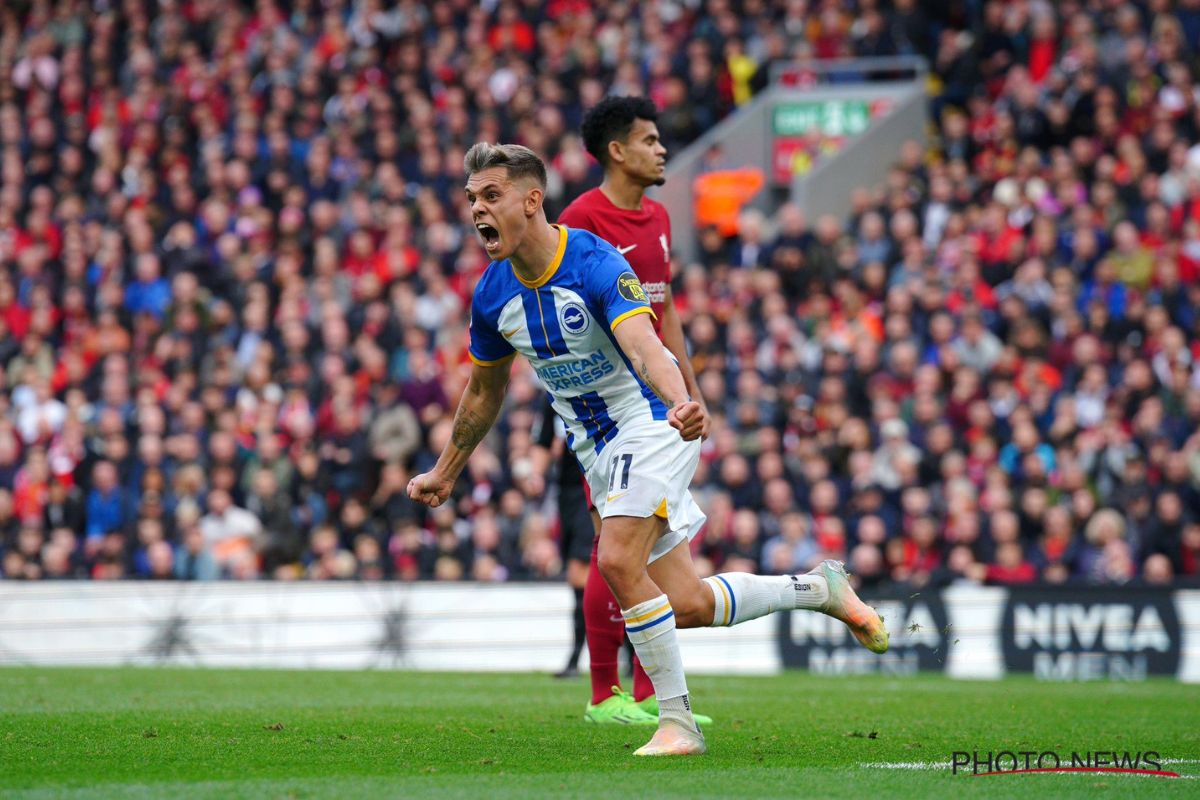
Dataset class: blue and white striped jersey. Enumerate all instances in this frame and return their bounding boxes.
[468,225,670,474]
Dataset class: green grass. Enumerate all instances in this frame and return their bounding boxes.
[0,668,1197,799]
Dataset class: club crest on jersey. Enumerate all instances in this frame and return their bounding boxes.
[559,300,590,335]
[617,271,648,303]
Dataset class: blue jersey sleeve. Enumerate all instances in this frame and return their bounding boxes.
[583,245,657,332]
[468,294,515,367]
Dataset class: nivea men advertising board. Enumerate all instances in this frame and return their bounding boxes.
[999,586,1181,680]
[778,588,952,675]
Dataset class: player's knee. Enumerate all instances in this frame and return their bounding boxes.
[596,545,639,596]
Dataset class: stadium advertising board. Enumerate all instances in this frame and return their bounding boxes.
[2,584,1198,682]
[778,588,951,675]
[999,586,1182,681]
[770,99,890,183]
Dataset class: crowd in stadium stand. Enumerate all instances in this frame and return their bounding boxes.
[0,0,1198,588]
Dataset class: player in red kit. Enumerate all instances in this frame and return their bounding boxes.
[557,96,713,726]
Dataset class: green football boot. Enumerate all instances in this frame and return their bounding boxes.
[584,687,659,725]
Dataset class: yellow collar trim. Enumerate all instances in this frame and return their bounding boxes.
[513,225,568,288]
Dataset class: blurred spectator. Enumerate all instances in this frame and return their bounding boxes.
[83,461,126,541]
[174,510,220,582]
[1142,553,1174,586]
[199,489,262,574]
[761,511,818,574]
[306,524,357,581]
[871,419,920,491]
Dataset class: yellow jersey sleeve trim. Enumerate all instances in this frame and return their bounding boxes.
[513,224,569,288]
[468,351,516,367]
[609,306,657,332]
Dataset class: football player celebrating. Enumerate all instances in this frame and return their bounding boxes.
[558,96,710,726]
[409,143,888,756]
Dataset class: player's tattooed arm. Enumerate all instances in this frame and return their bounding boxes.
[434,360,512,480]
[450,405,490,450]
[614,312,688,407]
[409,370,508,508]
[615,312,705,441]
[658,287,710,438]
[637,361,666,404]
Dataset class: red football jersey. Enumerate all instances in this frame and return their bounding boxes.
[558,188,671,333]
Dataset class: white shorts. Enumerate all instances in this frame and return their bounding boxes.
[585,420,707,564]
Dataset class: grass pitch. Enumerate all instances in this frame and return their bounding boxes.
[1,668,1197,799]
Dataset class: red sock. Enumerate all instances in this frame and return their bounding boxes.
[632,656,654,702]
[584,537,624,705]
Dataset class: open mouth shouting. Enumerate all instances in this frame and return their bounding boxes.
[476,222,501,255]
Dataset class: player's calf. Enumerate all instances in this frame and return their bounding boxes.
[619,593,701,744]
[598,516,702,745]
[663,585,715,628]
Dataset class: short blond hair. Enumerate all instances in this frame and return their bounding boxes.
[463,142,547,188]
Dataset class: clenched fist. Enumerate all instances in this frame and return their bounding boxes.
[668,400,707,442]
[407,469,455,507]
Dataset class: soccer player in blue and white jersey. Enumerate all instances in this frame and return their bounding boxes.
[408,143,889,757]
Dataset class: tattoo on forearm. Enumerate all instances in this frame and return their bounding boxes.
[638,360,666,404]
[451,406,489,450]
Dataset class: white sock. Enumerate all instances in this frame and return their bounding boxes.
[704,572,829,626]
[621,594,694,728]
[658,694,699,734]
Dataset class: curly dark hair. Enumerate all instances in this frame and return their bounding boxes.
[581,95,659,167]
